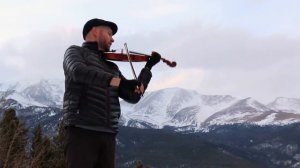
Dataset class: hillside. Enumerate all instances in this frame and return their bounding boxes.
[116,126,266,168]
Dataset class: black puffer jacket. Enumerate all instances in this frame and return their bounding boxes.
[63,42,152,133]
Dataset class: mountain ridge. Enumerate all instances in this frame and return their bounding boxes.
[1,79,300,168]
[1,79,300,131]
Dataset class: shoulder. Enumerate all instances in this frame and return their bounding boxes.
[65,45,83,53]
[65,45,91,58]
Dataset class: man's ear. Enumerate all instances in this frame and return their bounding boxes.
[91,27,98,37]
[85,27,97,40]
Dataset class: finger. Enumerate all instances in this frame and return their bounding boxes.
[134,87,141,94]
[140,83,145,94]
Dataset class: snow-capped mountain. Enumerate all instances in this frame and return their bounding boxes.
[1,79,300,131]
[203,98,300,126]
[120,87,238,129]
[1,79,299,168]
[0,79,64,108]
[267,97,300,114]
[121,89,300,130]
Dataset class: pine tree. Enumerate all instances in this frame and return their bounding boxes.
[31,124,43,159]
[30,120,66,168]
[30,124,50,168]
[0,108,28,168]
[50,120,66,168]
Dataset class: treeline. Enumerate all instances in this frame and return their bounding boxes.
[0,108,65,168]
[0,108,149,168]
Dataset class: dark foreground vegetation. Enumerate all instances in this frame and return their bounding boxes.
[1,108,298,168]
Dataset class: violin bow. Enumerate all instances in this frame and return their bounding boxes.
[124,43,144,96]
[124,43,138,80]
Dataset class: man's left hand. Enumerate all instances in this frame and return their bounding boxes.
[145,51,161,70]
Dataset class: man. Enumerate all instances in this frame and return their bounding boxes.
[63,18,161,168]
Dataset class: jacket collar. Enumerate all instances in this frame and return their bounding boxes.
[82,41,108,62]
[82,41,99,51]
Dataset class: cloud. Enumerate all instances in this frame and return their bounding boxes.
[0,26,82,81]
[117,21,300,70]
[115,20,300,102]
[1,0,300,103]
[176,26,299,71]
[134,2,187,20]
[149,68,205,91]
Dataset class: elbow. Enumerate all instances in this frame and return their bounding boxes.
[71,66,86,83]
[71,69,81,82]
[130,97,141,104]
[119,89,143,104]
[125,95,141,104]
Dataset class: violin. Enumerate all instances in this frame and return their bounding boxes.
[102,43,176,84]
[103,51,177,67]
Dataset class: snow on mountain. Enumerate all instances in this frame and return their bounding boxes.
[1,79,300,131]
[267,97,300,114]
[203,97,300,126]
[120,87,238,129]
[203,98,269,125]
[0,79,64,108]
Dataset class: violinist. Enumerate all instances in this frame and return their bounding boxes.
[62,18,161,168]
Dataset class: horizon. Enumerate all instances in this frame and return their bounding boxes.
[1,78,299,105]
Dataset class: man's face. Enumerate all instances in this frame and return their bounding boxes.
[95,26,114,52]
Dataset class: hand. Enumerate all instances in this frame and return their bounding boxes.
[119,79,141,91]
[145,51,161,70]
[134,83,144,95]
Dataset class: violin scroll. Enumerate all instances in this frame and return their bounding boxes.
[161,58,177,67]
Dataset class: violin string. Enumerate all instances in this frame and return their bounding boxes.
[110,48,123,52]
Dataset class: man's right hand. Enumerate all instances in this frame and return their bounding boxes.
[119,79,141,91]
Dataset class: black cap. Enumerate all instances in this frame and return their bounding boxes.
[82,18,118,39]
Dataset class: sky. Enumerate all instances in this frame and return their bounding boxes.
[0,0,300,103]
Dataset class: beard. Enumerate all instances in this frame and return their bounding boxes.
[98,42,110,52]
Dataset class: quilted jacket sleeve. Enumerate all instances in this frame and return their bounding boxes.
[119,67,152,104]
[63,45,114,86]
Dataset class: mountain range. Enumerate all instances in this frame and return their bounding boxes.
[1,79,300,167]
[1,79,300,131]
